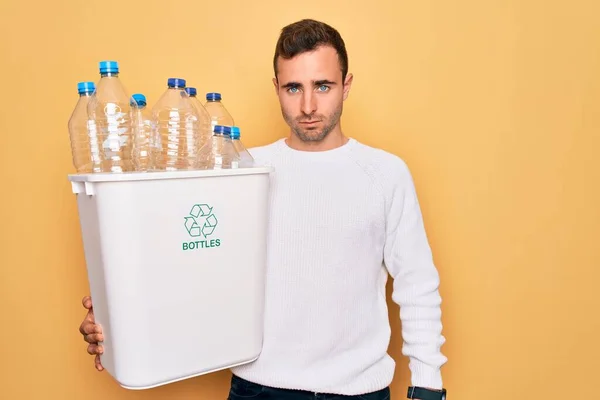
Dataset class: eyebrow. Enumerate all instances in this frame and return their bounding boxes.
[314,80,337,86]
[281,80,338,89]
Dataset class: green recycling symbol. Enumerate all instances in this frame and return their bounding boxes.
[184,204,218,238]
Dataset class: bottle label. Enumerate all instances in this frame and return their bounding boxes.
[102,103,129,152]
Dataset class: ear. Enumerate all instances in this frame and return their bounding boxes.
[342,73,354,101]
[272,77,279,95]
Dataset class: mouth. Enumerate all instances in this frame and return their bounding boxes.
[299,120,320,126]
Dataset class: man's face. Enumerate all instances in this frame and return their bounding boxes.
[274,45,352,142]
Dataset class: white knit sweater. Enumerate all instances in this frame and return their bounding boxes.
[231,138,447,395]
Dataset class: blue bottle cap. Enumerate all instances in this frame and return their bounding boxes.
[213,125,231,135]
[206,92,222,101]
[185,87,197,97]
[167,78,186,88]
[230,126,241,139]
[77,81,95,95]
[99,61,119,74]
[131,93,147,107]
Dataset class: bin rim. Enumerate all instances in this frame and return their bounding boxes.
[68,166,274,183]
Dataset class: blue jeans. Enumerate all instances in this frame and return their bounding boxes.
[227,375,391,400]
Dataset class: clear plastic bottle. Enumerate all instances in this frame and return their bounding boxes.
[230,126,255,167]
[68,81,103,173]
[87,61,133,173]
[184,87,212,144]
[203,92,234,135]
[197,125,240,169]
[151,78,201,171]
[130,93,153,171]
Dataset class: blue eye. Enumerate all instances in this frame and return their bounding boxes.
[317,85,330,92]
[288,87,300,93]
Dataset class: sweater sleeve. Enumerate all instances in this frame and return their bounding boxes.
[382,161,448,389]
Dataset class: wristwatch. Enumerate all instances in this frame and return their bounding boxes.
[407,386,447,400]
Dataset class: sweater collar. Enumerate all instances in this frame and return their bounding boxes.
[277,137,356,158]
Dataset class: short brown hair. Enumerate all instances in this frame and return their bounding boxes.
[273,19,349,82]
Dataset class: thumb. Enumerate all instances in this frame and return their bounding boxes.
[82,296,93,311]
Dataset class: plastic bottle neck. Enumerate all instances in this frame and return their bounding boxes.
[100,72,119,77]
[79,92,94,97]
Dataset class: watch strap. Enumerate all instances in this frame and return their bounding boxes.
[407,386,446,400]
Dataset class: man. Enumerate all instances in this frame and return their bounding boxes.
[79,19,448,400]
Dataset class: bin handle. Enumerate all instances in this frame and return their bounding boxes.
[71,181,95,196]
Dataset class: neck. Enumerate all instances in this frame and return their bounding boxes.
[285,124,349,152]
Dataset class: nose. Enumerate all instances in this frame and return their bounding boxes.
[301,91,317,116]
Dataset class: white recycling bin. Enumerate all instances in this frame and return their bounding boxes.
[68,167,273,390]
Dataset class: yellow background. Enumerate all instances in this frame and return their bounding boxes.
[1,0,598,399]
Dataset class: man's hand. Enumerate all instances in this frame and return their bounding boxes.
[78,296,104,371]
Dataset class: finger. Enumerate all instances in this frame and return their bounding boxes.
[84,333,104,344]
[79,314,95,335]
[82,296,93,310]
[87,343,103,355]
[95,354,104,371]
[79,318,90,335]
[81,322,101,336]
